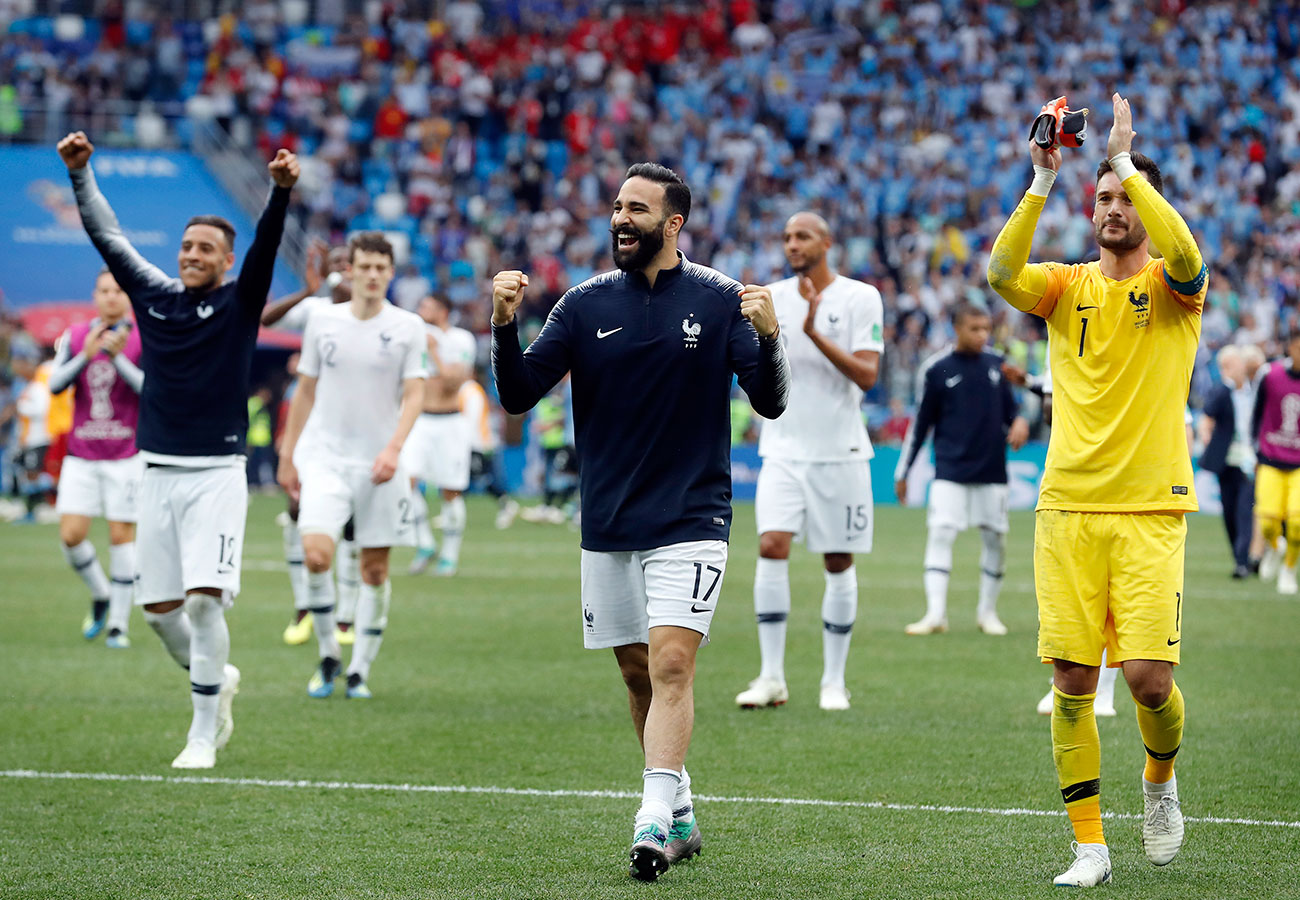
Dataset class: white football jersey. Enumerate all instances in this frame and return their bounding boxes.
[428,324,477,374]
[278,294,333,331]
[295,302,429,467]
[757,275,884,462]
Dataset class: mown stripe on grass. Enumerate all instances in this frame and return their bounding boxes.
[3,769,1297,829]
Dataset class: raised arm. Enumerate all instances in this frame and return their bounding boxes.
[59,133,175,299]
[261,237,325,326]
[729,284,789,421]
[236,149,299,313]
[986,189,1061,317]
[1104,94,1206,303]
[799,276,880,391]
[987,124,1064,317]
[48,329,89,395]
[490,271,572,414]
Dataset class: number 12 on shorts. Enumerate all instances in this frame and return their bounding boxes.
[216,533,238,574]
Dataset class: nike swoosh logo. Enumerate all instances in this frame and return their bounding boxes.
[148,307,167,320]
[945,375,962,388]
[1076,304,1099,311]
[596,327,624,339]
[1167,638,1180,646]
[690,604,711,614]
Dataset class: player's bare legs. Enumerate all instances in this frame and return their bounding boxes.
[614,643,652,748]
[642,626,699,769]
[621,626,702,875]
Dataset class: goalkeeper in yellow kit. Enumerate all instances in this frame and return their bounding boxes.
[988,94,1205,888]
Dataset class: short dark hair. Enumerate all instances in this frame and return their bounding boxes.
[184,215,236,251]
[952,301,991,327]
[348,231,395,263]
[1097,151,1163,195]
[624,162,691,224]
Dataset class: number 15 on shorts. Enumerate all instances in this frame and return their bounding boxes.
[845,504,869,537]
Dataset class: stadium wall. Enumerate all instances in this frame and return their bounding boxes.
[498,443,1225,514]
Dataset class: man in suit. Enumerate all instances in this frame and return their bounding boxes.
[1198,345,1255,578]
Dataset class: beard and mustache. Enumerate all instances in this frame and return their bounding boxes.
[610,217,668,272]
[1095,217,1147,252]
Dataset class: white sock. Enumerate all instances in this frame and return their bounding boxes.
[922,524,958,620]
[413,493,436,554]
[347,580,390,680]
[107,542,136,633]
[307,569,340,660]
[636,768,680,834]
[184,592,229,747]
[144,606,191,669]
[821,566,857,689]
[1096,649,1119,706]
[1144,771,1177,796]
[673,766,693,820]
[753,557,790,682]
[64,540,110,602]
[335,539,360,624]
[440,495,466,565]
[283,518,309,613]
[977,527,1005,619]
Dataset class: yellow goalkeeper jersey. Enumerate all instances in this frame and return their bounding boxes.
[1022,256,1204,512]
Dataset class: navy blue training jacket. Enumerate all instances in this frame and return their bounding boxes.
[492,256,790,551]
[71,164,289,458]
[900,349,1018,485]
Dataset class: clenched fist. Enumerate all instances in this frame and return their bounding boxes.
[57,131,94,170]
[739,284,779,338]
[268,148,300,189]
[492,270,529,326]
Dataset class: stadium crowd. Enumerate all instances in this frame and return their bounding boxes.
[2,0,1299,503]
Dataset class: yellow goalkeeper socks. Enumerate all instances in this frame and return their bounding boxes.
[1052,686,1105,845]
[1136,682,1184,784]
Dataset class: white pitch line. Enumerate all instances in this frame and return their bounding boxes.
[2,769,1297,829]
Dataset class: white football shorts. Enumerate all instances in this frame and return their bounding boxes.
[136,463,247,605]
[399,412,471,491]
[755,458,874,553]
[297,460,415,549]
[55,454,143,522]
[579,540,729,649]
[927,479,1010,534]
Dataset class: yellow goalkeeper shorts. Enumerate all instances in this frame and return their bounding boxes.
[1034,509,1185,667]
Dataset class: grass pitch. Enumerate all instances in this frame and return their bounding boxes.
[1,497,1297,899]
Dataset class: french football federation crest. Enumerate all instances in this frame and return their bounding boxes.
[682,314,701,348]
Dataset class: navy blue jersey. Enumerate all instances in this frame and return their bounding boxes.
[898,349,1018,485]
[71,165,289,458]
[492,256,789,551]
